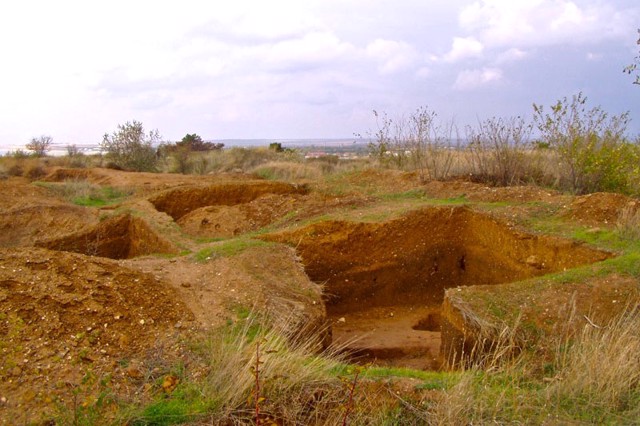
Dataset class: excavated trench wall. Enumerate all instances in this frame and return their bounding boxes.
[265,206,611,316]
[36,214,178,259]
[148,181,308,220]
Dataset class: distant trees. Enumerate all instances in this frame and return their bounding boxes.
[100,121,161,172]
[174,134,224,152]
[158,134,224,174]
[26,135,53,157]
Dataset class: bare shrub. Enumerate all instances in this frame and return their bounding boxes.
[26,135,53,157]
[466,116,533,186]
[367,107,460,182]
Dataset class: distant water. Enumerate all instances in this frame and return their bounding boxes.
[0,138,365,156]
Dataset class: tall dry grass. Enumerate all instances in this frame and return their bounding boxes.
[430,305,640,424]
[616,205,640,241]
[186,314,396,425]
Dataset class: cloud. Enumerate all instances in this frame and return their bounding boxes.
[365,39,418,74]
[443,37,484,62]
[453,67,503,90]
[459,0,636,48]
[496,47,528,64]
[264,31,357,73]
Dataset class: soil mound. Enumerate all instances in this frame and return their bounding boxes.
[177,194,300,238]
[0,247,195,422]
[149,181,308,221]
[0,205,99,248]
[0,177,65,211]
[563,192,639,225]
[36,214,178,259]
[424,180,562,203]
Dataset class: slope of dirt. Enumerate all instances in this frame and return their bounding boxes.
[42,167,257,193]
[0,248,196,423]
[0,177,67,211]
[123,244,327,341]
[424,180,564,203]
[36,214,179,259]
[0,205,99,248]
[562,192,639,226]
[149,181,308,220]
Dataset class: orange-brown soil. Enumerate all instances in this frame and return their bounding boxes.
[0,168,635,422]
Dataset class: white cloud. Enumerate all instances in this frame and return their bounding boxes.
[264,31,357,72]
[365,39,418,74]
[443,37,484,62]
[459,0,636,48]
[453,67,503,90]
[496,48,528,64]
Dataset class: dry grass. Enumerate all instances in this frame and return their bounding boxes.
[154,314,397,425]
[616,205,640,240]
[431,305,640,424]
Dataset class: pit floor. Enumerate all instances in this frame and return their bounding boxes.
[329,305,442,370]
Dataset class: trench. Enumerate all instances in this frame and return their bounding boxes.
[263,206,611,370]
[148,181,307,221]
[36,214,178,259]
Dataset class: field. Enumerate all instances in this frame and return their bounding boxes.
[1,153,639,425]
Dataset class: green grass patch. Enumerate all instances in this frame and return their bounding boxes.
[34,180,133,207]
[193,238,271,262]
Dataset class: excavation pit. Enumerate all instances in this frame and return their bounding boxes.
[36,214,178,259]
[148,181,307,221]
[264,206,612,369]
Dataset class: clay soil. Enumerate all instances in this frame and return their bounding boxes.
[0,167,636,423]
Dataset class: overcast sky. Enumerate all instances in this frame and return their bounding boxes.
[0,0,638,149]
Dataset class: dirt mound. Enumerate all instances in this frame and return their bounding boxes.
[0,247,195,422]
[0,205,99,248]
[563,192,639,225]
[149,181,308,220]
[123,244,327,338]
[424,180,562,203]
[0,177,65,211]
[36,214,178,259]
[177,194,301,238]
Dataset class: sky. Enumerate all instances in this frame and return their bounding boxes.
[0,0,638,150]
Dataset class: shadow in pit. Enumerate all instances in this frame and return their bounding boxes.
[262,206,612,370]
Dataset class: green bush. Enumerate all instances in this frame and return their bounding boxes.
[100,121,160,172]
[533,93,637,194]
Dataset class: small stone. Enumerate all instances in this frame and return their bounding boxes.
[337,317,346,323]
[125,366,143,379]
[180,282,191,288]
[526,255,544,269]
